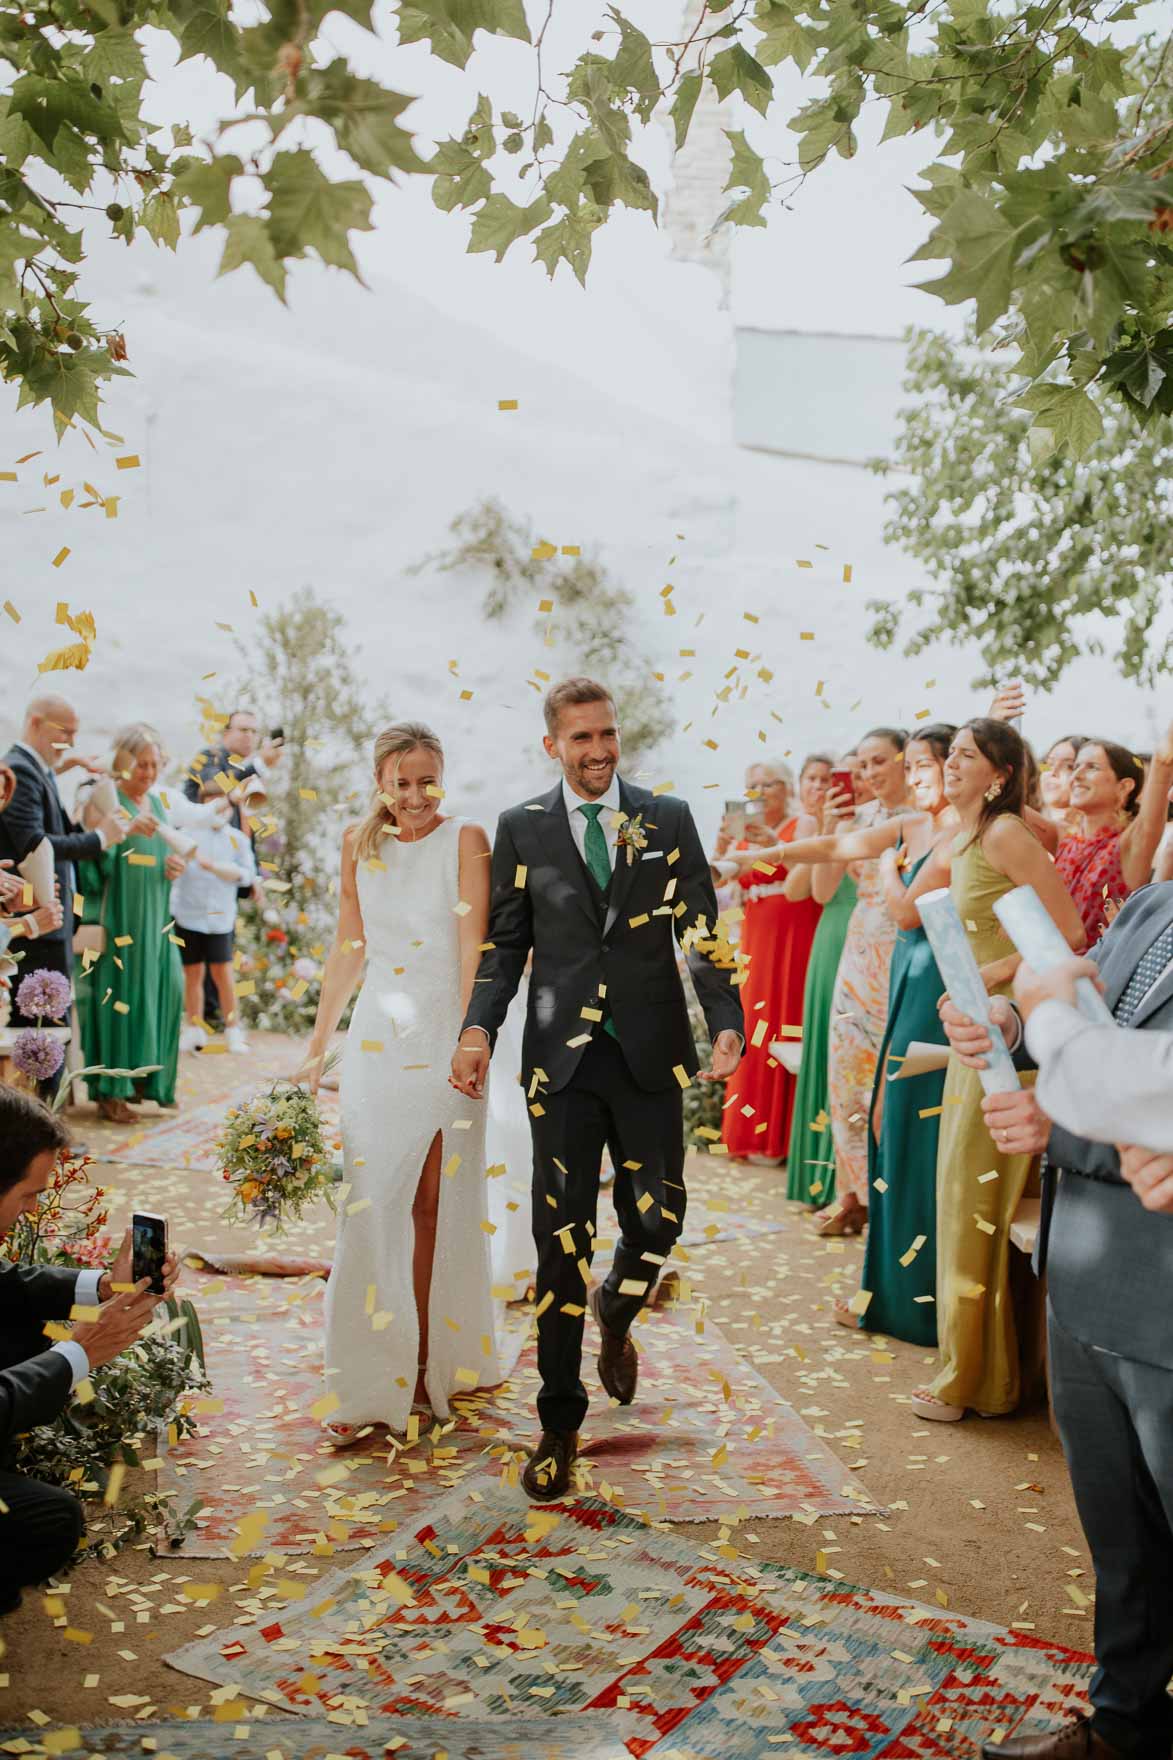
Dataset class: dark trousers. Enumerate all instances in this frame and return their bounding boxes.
[529,1032,685,1434]
[1048,1302,1173,1754]
[0,1469,84,1608]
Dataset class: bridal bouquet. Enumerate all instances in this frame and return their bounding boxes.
[218,1079,336,1230]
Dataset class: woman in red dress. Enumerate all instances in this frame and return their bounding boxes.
[1056,731,1173,945]
[720,758,823,1164]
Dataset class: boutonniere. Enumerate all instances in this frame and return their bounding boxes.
[615,812,649,867]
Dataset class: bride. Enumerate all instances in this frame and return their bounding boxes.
[301,721,524,1444]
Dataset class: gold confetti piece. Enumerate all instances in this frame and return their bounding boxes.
[3,601,19,622]
[115,454,140,469]
[453,900,472,916]
[561,545,580,556]
[974,1215,997,1235]
[360,1038,384,1053]
[126,852,156,866]
[104,1463,126,1506]
[498,399,518,411]
[113,1000,130,1015]
[799,631,814,641]
[796,559,812,569]
[672,1064,691,1090]
[311,1391,340,1421]
[0,471,15,483]
[51,546,71,568]
[43,1726,84,1751]
[514,865,527,888]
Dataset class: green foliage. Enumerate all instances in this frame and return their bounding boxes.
[867,323,1173,690]
[1,0,1171,442]
[412,497,673,761]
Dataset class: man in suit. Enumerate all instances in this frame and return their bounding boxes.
[0,1085,177,1612]
[451,677,744,1500]
[939,882,1173,1760]
[0,695,134,1026]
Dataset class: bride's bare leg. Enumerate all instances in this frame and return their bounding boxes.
[411,1131,443,1397]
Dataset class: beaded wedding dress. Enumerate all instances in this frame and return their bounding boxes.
[324,816,526,1433]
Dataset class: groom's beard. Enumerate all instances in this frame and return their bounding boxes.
[566,759,616,798]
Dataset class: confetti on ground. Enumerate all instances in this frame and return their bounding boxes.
[0,1717,633,1759]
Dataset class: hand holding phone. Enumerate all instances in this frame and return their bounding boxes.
[723,798,747,842]
[132,1211,168,1297]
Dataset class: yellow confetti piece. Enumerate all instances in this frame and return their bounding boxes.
[672,1064,691,1090]
[51,547,71,567]
[514,864,527,888]
[0,471,15,483]
[115,454,140,469]
[3,601,19,622]
[103,1463,126,1506]
[113,1000,130,1015]
[498,399,518,411]
[361,1039,384,1053]
[799,631,814,641]
[796,559,812,569]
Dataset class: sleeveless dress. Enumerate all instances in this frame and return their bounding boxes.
[927,834,1039,1414]
[786,872,857,1205]
[324,817,525,1432]
[1055,826,1128,946]
[827,802,911,1203]
[721,818,822,1160]
[859,844,945,1345]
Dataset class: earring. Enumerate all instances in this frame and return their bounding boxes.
[984,782,1003,803]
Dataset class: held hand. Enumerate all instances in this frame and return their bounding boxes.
[938,993,1016,1067]
[741,819,775,847]
[822,786,853,829]
[57,752,106,777]
[127,812,159,840]
[1117,1144,1173,1213]
[0,864,23,909]
[295,1047,327,1096]
[260,737,285,767]
[71,1280,158,1370]
[100,1229,181,1302]
[989,682,1026,723]
[164,853,187,881]
[1012,956,1102,1021]
[699,1029,742,1081]
[450,1037,490,1099]
[25,898,64,938]
[981,1087,1052,1157]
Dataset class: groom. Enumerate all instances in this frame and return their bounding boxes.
[450,677,743,1500]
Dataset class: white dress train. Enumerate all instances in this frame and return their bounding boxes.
[324,816,525,1432]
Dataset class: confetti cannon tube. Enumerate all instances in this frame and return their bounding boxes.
[86,773,197,858]
[914,886,1021,1094]
[993,884,1115,1026]
[16,835,55,905]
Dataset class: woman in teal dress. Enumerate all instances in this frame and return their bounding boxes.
[785,869,856,1206]
[76,724,185,1122]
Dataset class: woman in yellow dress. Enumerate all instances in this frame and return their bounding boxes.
[913,719,1085,1422]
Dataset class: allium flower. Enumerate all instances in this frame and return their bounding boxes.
[16,967,72,1022]
[12,1028,65,1082]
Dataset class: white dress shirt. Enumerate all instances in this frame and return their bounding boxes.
[1027,999,1173,1150]
[562,774,622,873]
[47,1267,103,1390]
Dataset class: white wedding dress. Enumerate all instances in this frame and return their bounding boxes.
[324,816,525,1433]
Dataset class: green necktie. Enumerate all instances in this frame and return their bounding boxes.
[577,802,611,891]
[577,802,617,1038]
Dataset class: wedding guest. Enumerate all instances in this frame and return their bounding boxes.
[1056,732,1173,944]
[0,1085,177,1614]
[913,719,1084,1422]
[720,760,820,1164]
[784,756,870,1208]
[75,726,186,1123]
[797,753,834,818]
[183,708,283,833]
[170,786,256,1055]
[815,730,912,1233]
[1039,735,1084,831]
[940,894,1173,1760]
[0,697,129,1030]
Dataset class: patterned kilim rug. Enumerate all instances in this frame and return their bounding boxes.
[165,1480,1093,1755]
[158,1274,878,1557]
[0,1713,633,1758]
[98,1086,342,1171]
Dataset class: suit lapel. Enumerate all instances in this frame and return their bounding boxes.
[535,783,604,929]
[603,780,645,937]
[1130,951,1173,1028]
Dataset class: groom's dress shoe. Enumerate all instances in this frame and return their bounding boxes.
[982,1720,1140,1760]
[589,1284,637,1405]
[522,1430,578,1501]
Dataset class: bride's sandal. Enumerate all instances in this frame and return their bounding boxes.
[322,1422,361,1449]
[832,1298,861,1329]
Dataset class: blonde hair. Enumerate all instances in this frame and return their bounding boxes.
[111,722,164,783]
[352,722,444,863]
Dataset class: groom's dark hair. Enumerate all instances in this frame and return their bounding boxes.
[544,677,616,736]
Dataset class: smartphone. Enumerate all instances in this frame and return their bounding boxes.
[132,1211,168,1297]
[724,798,747,840]
[830,768,857,803]
[269,726,285,745]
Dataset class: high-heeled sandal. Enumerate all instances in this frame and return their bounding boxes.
[97,1098,137,1124]
[910,1389,965,1422]
[322,1421,362,1448]
[832,1298,862,1329]
[812,1203,867,1237]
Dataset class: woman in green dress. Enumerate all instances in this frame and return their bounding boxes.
[76,724,185,1123]
[913,719,1085,1422]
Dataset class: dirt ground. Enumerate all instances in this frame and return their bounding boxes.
[0,1034,1093,1733]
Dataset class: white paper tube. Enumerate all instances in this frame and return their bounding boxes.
[17,837,55,906]
[156,822,198,859]
[993,885,1115,1025]
[914,887,1020,1094]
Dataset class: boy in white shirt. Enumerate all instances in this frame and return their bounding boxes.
[171,788,256,1053]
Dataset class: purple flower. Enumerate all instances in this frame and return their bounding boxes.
[15,968,72,1023]
[12,1028,65,1082]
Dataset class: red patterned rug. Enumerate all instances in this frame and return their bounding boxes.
[165,1478,1093,1756]
[158,1272,880,1556]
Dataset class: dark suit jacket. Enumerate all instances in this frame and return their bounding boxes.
[0,1262,83,1463]
[461,779,744,1094]
[0,745,102,949]
[1020,883,1173,1370]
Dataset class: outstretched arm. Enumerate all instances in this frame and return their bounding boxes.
[1120,727,1173,891]
[299,828,365,1091]
[673,802,744,1072]
[732,815,907,872]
